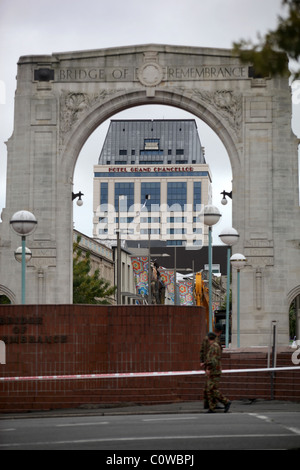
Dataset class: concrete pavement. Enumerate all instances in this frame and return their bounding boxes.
[1,399,300,420]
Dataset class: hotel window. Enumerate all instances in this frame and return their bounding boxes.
[193,182,202,210]
[167,217,187,223]
[100,182,108,209]
[167,182,187,210]
[141,182,161,208]
[140,217,161,223]
[115,182,134,212]
[141,228,161,235]
[115,217,134,224]
[167,240,184,246]
[140,139,163,158]
[167,228,187,234]
[144,139,160,149]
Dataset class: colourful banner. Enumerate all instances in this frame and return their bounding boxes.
[131,257,149,297]
[178,280,194,306]
[159,269,174,304]
[131,260,194,305]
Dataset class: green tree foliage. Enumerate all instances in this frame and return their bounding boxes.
[73,236,116,304]
[233,0,300,80]
[0,295,11,304]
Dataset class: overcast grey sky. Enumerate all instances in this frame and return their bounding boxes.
[0,0,298,241]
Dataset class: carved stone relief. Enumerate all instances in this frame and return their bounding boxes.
[59,89,126,146]
[192,89,243,138]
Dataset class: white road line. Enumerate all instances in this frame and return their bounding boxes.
[283,427,300,435]
[248,413,300,436]
[248,413,272,423]
[56,421,108,427]
[143,417,197,422]
[0,433,297,448]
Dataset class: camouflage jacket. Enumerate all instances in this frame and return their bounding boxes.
[200,335,221,363]
[205,340,222,376]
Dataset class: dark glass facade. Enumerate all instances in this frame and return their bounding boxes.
[94,119,211,247]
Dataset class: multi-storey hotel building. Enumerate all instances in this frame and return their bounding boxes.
[93,119,212,247]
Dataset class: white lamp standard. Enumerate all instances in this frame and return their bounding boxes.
[230,253,247,347]
[202,205,222,331]
[219,228,239,347]
[14,246,32,264]
[145,194,152,305]
[10,210,37,304]
[116,195,125,305]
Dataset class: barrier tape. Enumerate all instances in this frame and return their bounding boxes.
[0,366,299,382]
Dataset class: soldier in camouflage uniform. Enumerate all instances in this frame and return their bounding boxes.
[200,325,223,409]
[205,332,231,413]
[200,324,223,365]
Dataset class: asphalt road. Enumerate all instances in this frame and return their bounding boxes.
[1,410,300,451]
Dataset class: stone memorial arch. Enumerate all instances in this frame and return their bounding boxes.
[0,44,299,347]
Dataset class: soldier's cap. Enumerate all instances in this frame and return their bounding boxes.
[207,332,217,340]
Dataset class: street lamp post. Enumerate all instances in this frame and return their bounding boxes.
[174,246,177,306]
[202,205,222,331]
[116,195,125,305]
[145,195,152,305]
[230,253,247,348]
[219,228,239,347]
[10,210,37,304]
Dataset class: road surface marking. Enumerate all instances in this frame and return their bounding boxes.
[56,421,108,427]
[0,433,297,448]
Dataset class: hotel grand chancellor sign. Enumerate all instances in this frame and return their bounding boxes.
[0,44,299,347]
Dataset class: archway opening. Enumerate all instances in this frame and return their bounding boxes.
[73,104,233,242]
[71,104,233,306]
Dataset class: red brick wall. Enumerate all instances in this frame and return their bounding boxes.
[0,304,206,412]
[0,305,299,413]
[219,352,300,402]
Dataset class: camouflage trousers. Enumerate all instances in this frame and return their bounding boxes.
[205,374,230,411]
